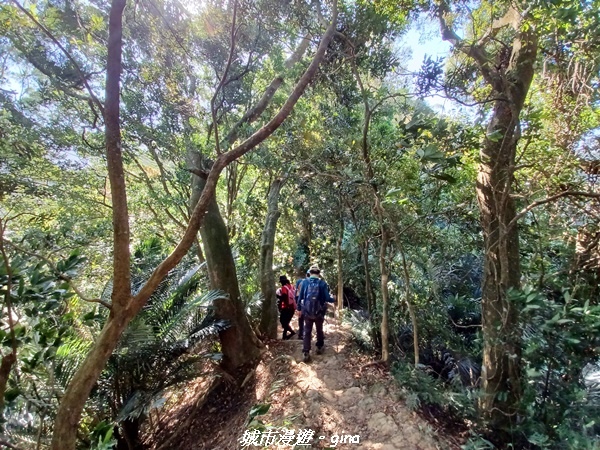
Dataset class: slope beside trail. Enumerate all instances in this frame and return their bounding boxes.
[150,314,461,450]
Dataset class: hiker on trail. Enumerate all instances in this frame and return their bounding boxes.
[297,265,333,362]
[294,271,310,340]
[276,275,296,340]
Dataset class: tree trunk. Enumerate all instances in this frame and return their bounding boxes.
[0,221,17,418]
[293,201,312,278]
[437,5,537,434]
[379,221,390,364]
[336,215,344,311]
[478,99,524,433]
[52,1,129,447]
[50,5,338,447]
[0,353,16,414]
[116,418,142,450]
[52,313,132,449]
[361,240,375,315]
[259,178,285,338]
[477,30,537,435]
[400,246,418,366]
[191,165,263,369]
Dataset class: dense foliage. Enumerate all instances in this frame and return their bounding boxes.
[0,0,599,448]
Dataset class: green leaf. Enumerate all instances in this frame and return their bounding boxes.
[526,293,538,303]
[4,388,21,402]
[248,403,270,420]
[486,130,504,142]
[556,318,573,324]
[523,304,541,312]
[430,172,457,183]
[417,144,445,162]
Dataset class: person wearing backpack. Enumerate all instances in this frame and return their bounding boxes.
[297,265,332,362]
[294,271,310,340]
[276,275,296,340]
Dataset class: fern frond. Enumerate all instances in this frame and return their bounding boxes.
[189,319,231,343]
[157,289,227,343]
[116,321,156,354]
[55,337,93,387]
[245,291,264,324]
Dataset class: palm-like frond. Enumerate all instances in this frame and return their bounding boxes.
[100,276,227,425]
[156,288,227,344]
[189,318,231,342]
[55,337,93,388]
[244,291,264,325]
[60,243,227,431]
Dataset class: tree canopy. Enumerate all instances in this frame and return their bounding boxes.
[0,0,599,448]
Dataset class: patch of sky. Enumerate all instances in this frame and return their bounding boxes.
[395,15,476,120]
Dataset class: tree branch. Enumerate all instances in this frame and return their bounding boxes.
[10,0,105,118]
[223,32,313,147]
[508,190,600,231]
[187,168,209,179]
[66,283,112,310]
[132,1,339,311]
[0,439,23,450]
[104,0,131,310]
[436,0,496,86]
[210,0,238,155]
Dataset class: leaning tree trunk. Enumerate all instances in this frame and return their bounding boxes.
[191,165,263,369]
[258,178,285,338]
[50,4,338,447]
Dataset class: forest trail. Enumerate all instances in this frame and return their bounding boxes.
[242,314,457,450]
[151,313,459,450]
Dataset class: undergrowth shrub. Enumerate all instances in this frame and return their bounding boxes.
[392,359,478,421]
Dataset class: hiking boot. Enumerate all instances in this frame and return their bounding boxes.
[316,347,323,355]
[303,352,311,363]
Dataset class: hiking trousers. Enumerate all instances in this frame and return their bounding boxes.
[302,315,324,353]
[279,309,295,338]
[298,312,304,338]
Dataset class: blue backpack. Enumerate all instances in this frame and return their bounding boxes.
[302,277,324,319]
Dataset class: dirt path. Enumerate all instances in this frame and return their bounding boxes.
[150,314,459,450]
[248,315,456,450]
